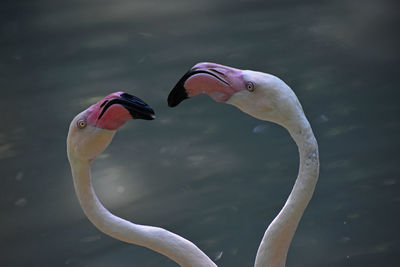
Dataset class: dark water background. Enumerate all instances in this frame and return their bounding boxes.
[1,0,399,266]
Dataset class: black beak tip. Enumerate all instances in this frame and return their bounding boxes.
[143,109,156,120]
[167,88,188,107]
[167,70,192,107]
[120,92,156,120]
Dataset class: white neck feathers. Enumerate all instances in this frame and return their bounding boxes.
[254,116,319,267]
[69,158,217,267]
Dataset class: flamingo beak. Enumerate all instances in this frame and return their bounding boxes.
[167,62,243,107]
[99,93,155,121]
[168,67,230,107]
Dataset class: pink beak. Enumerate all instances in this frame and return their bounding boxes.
[168,62,244,107]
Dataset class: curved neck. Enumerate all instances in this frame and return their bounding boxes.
[254,118,319,267]
[69,158,216,267]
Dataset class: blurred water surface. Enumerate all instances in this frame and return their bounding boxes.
[1,0,399,266]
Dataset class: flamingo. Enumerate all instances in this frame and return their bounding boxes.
[67,91,217,267]
[168,62,320,267]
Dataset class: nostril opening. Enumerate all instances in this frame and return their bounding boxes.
[209,68,225,76]
[100,100,108,108]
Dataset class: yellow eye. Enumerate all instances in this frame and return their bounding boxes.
[77,120,87,129]
[246,81,255,92]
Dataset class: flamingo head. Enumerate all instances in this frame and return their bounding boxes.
[67,91,155,161]
[168,62,304,127]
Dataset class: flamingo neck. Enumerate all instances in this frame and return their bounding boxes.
[69,158,217,267]
[254,117,319,267]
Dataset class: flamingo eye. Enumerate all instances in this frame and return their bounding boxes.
[77,120,87,129]
[246,81,255,92]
